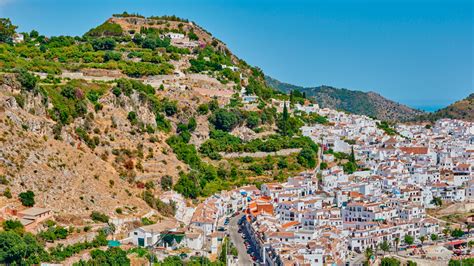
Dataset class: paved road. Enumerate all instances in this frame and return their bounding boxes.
[229,214,254,266]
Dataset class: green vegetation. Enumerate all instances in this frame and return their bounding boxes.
[451,228,464,238]
[142,190,176,217]
[209,108,242,132]
[17,68,38,91]
[0,229,107,265]
[277,104,304,136]
[91,38,116,51]
[113,79,172,131]
[431,196,442,206]
[404,235,414,245]
[38,221,69,242]
[246,73,275,100]
[141,217,155,225]
[297,148,317,168]
[449,258,474,266]
[167,133,219,198]
[161,175,173,191]
[74,247,129,265]
[200,130,316,159]
[90,211,110,223]
[189,46,232,72]
[208,107,276,133]
[85,22,123,37]
[2,220,25,235]
[19,190,35,207]
[377,121,398,136]
[267,78,424,121]
[188,45,241,84]
[0,18,17,43]
[75,127,99,149]
[380,257,401,266]
[300,112,329,125]
[379,241,390,255]
[45,80,108,125]
[0,24,174,78]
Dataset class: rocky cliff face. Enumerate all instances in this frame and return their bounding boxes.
[0,73,189,221]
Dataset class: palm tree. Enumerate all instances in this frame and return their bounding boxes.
[365,247,374,265]
[442,227,451,238]
[380,241,390,255]
[394,237,400,254]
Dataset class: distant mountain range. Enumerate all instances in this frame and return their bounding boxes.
[419,93,474,122]
[265,76,425,121]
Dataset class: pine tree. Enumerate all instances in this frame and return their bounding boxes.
[280,103,289,136]
[350,146,356,163]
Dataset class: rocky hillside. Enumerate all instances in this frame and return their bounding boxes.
[419,93,474,122]
[266,76,425,121]
[0,73,189,220]
[0,14,292,223]
[0,14,247,222]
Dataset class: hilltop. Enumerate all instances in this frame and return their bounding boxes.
[0,14,317,224]
[266,76,425,121]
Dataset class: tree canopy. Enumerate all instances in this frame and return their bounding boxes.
[0,18,17,43]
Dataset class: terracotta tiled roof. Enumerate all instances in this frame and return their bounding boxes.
[399,147,428,155]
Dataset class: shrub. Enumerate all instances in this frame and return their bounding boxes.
[90,211,109,223]
[297,148,317,168]
[163,101,178,116]
[161,175,173,191]
[3,187,12,199]
[2,220,25,235]
[380,257,401,266]
[127,111,138,125]
[141,217,154,225]
[38,225,68,242]
[16,69,37,91]
[209,108,242,132]
[246,112,260,129]
[91,38,116,51]
[19,190,35,207]
[249,164,263,175]
[197,103,209,115]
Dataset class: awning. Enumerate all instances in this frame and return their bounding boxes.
[446,240,465,246]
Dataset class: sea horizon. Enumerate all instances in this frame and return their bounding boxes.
[410,104,446,113]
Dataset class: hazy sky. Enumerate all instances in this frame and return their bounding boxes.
[1,0,472,109]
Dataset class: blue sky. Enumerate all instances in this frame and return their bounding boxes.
[1,0,472,110]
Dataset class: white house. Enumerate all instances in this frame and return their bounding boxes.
[163,32,185,39]
[184,231,204,250]
[13,33,24,44]
[129,224,163,247]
